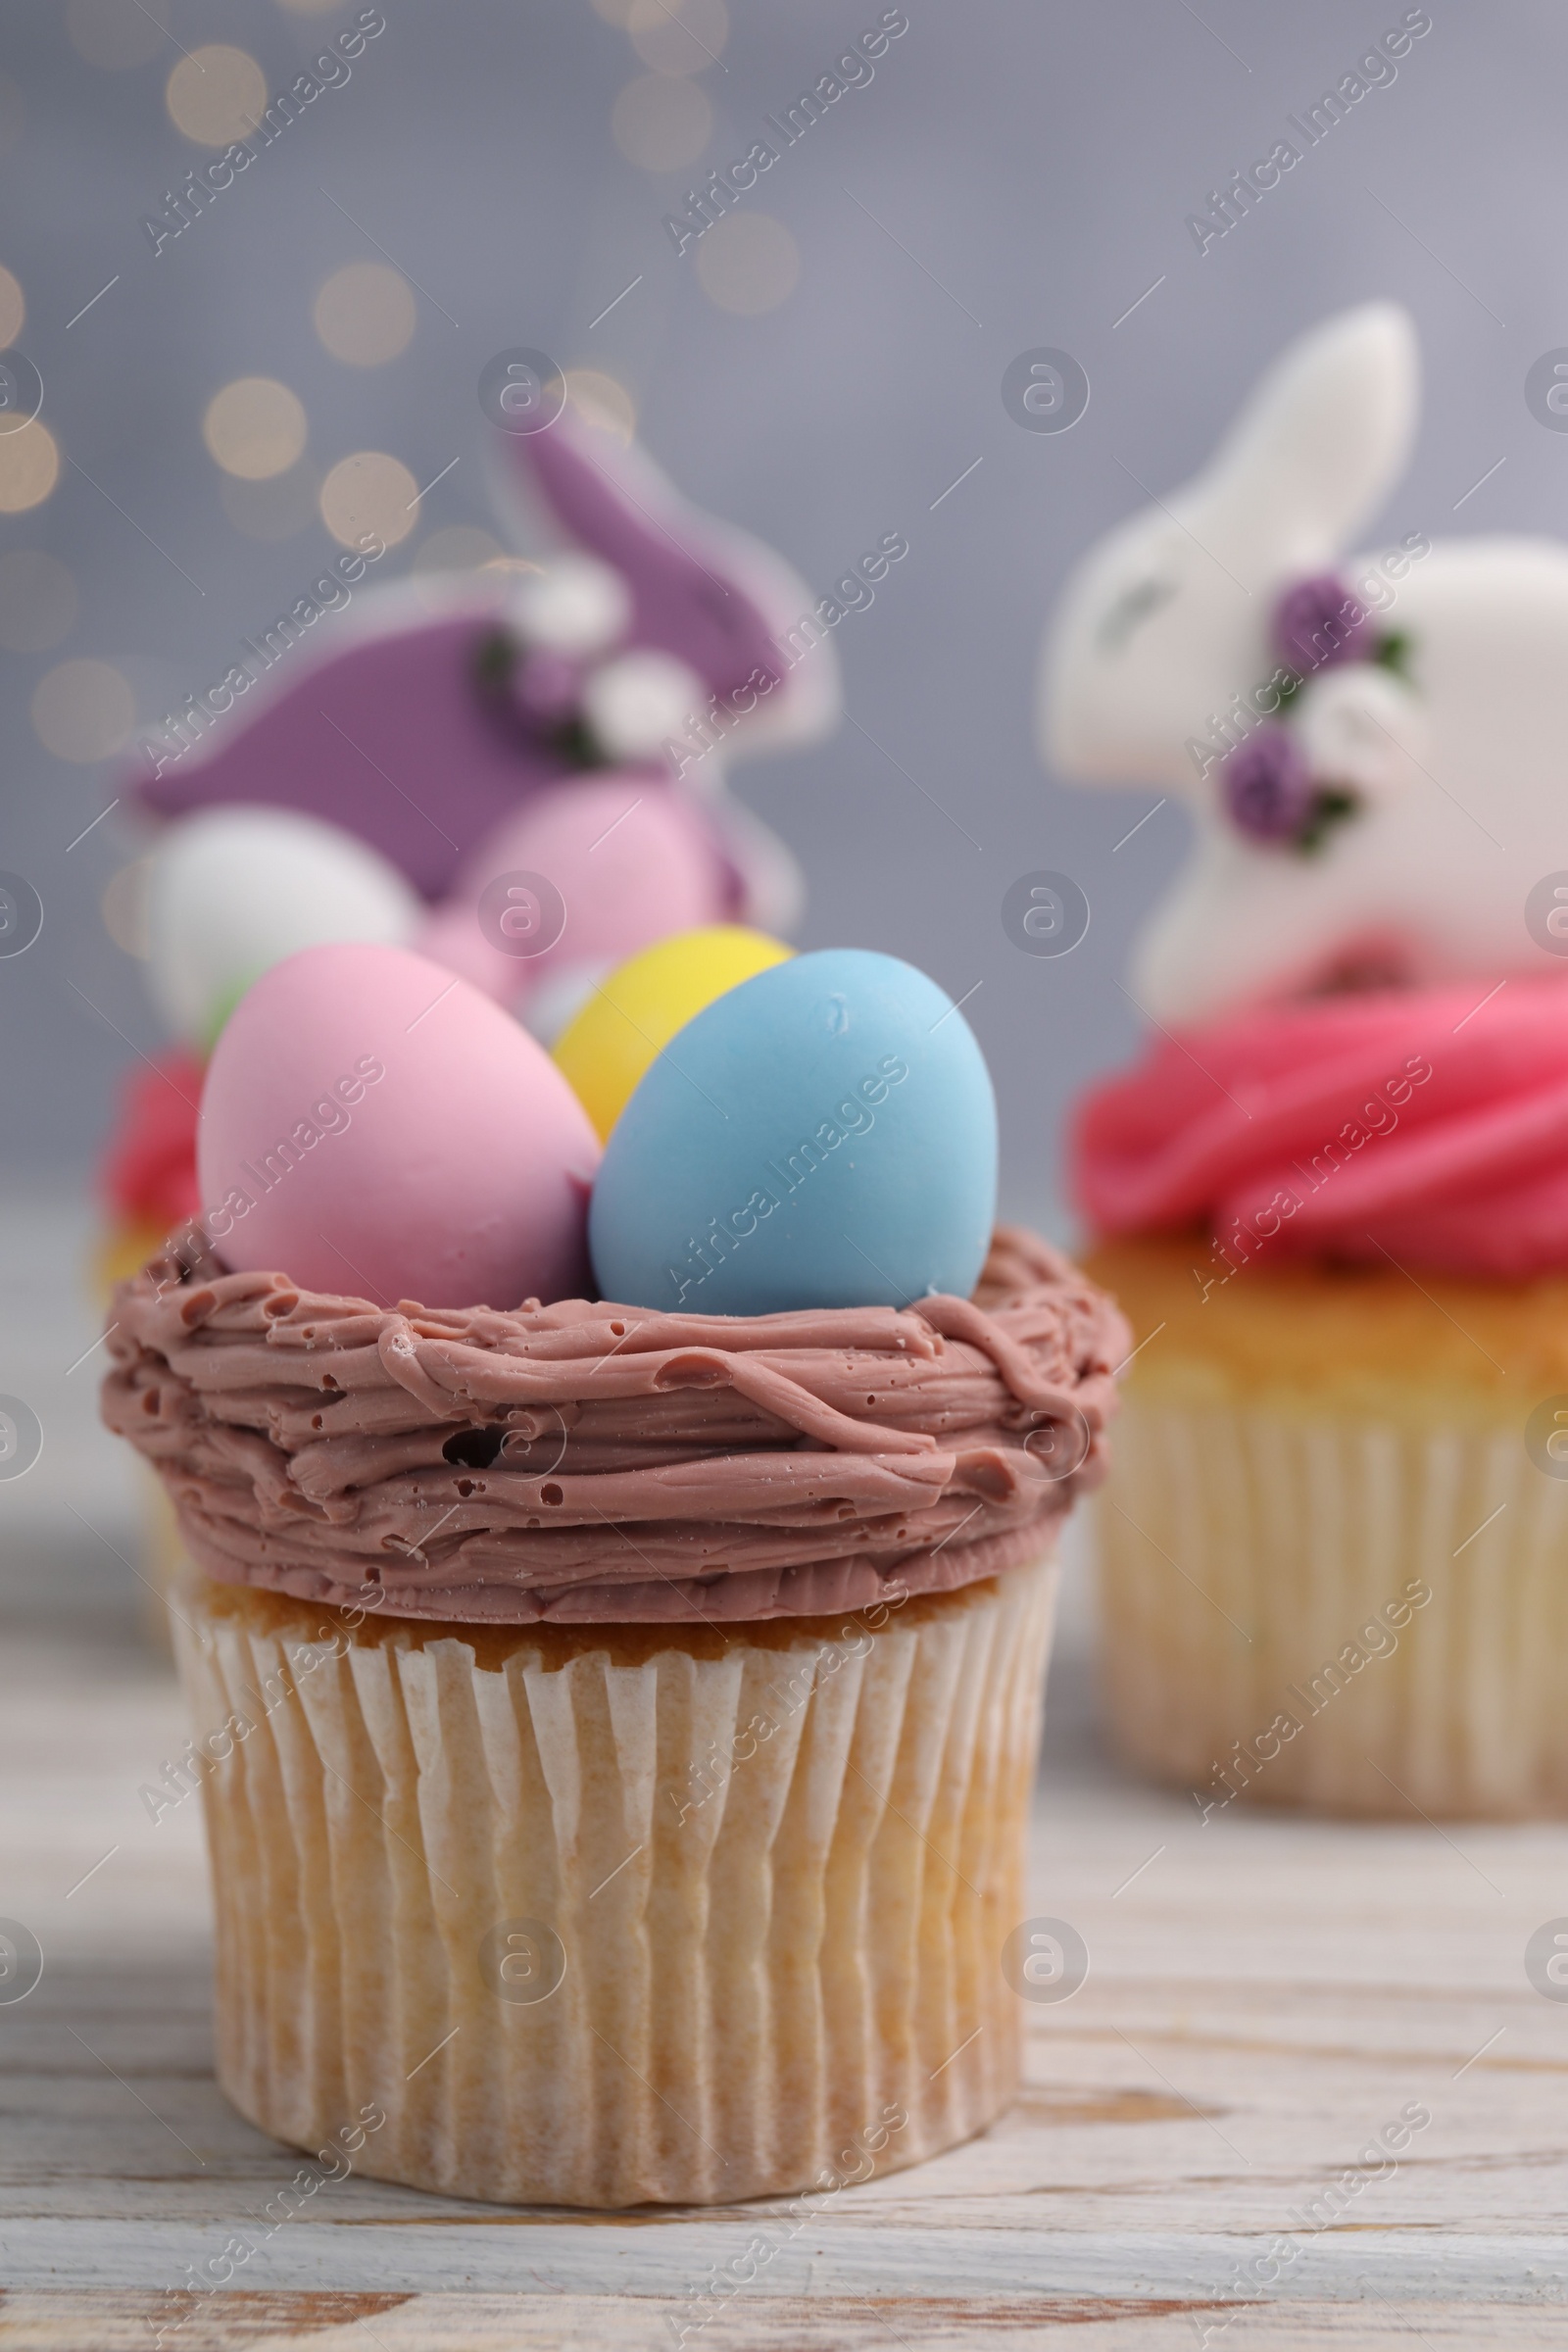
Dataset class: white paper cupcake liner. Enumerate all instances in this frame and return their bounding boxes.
[172,1554,1057,2207]
[1099,1396,1568,1818]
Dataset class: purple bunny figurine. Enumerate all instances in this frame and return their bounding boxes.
[124,409,841,926]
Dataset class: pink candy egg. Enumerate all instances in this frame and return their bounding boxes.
[413,775,728,1007]
[197,943,601,1310]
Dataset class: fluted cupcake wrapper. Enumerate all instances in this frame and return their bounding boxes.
[137,1463,189,1653]
[172,1557,1057,2208]
[1099,1396,1568,1819]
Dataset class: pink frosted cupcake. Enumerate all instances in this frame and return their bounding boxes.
[1074,981,1568,1820]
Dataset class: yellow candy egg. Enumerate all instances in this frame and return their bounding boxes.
[554,924,793,1140]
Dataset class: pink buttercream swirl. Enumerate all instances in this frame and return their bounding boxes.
[1073,975,1568,1280]
[101,1227,1127,1625]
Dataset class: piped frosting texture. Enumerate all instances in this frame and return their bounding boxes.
[102,1227,1127,1624]
[1073,975,1568,1278]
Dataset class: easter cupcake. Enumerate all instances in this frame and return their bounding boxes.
[101,941,1125,2207]
[1073,988,1568,1822]
[96,409,843,1642]
[1042,302,1568,1819]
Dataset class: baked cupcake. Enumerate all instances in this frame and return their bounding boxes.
[1074,985,1568,1820]
[94,410,840,1640]
[1041,302,1568,1819]
[100,939,1125,2207]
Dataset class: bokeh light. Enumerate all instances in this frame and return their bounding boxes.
[0,264,24,347]
[202,376,308,480]
[414,525,506,576]
[0,419,60,513]
[101,858,152,959]
[588,0,637,24]
[166,46,267,147]
[412,525,508,609]
[318,451,419,549]
[612,74,711,171]
[695,213,800,315]
[68,0,172,71]
[313,262,416,368]
[627,0,728,76]
[0,550,78,653]
[30,658,136,763]
[220,465,319,542]
[564,368,637,443]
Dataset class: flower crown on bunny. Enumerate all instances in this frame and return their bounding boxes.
[1038,301,1568,1028]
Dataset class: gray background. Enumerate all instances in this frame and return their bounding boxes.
[0,0,1560,1229]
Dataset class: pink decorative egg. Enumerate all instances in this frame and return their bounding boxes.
[413,774,728,1008]
[197,943,601,1310]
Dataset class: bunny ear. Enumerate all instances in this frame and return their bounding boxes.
[492,409,839,753]
[1193,302,1419,569]
[125,585,564,900]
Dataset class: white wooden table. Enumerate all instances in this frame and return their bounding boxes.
[4,1529,1567,2352]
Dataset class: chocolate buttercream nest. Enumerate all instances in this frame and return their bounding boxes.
[102,1227,1129,1624]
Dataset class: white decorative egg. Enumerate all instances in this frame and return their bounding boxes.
[146,805,420,1049]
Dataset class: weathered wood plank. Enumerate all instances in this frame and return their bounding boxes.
[5,2218,1568,2297]
[3,1579,1567,2345]
[2,2288,1565,2352]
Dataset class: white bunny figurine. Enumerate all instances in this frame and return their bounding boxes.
[1039,301,1568,1027]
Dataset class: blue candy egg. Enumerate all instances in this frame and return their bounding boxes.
[588,949,998,1314]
